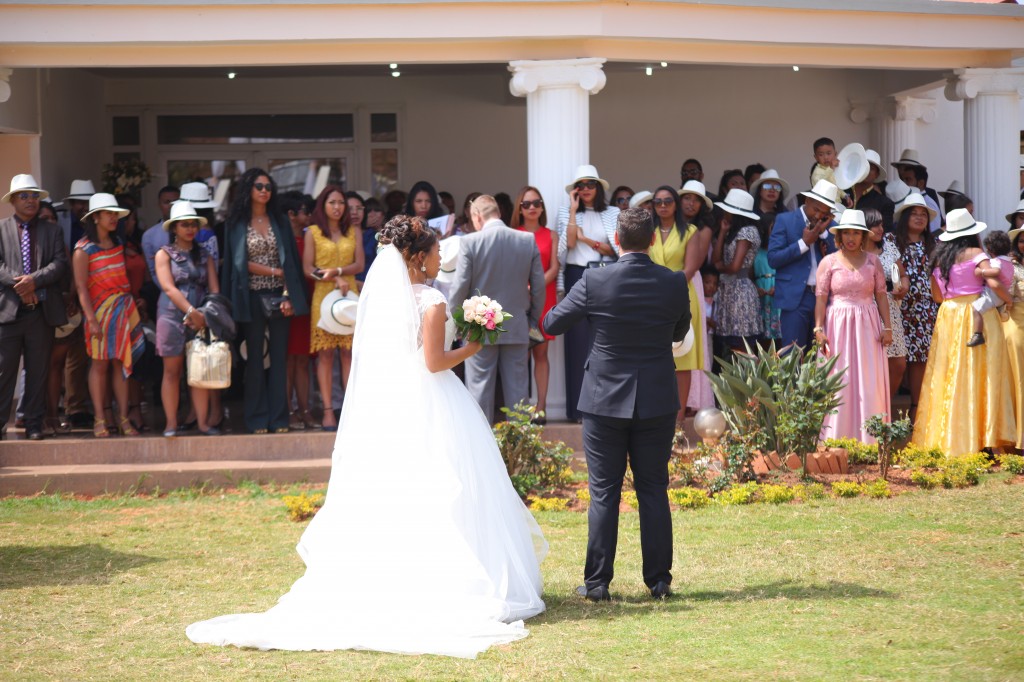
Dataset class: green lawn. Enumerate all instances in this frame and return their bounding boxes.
[1,478,1022,681]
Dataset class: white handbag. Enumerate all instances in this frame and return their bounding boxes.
[186,330,232,389]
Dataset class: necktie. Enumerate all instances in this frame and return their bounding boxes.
[19,222,31,275]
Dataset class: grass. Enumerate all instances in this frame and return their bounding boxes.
[1,478,1023,681]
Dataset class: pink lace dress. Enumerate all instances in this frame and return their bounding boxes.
[816,252,891,442]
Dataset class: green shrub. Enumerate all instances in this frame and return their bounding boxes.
[910,470,943,489]
[622,490,639,510]
[998,453,1024,475]
[896,443,947,469]
[823,437,878,465]
[668,487,710,509]
[528,496,569,512]
[759,484,797,504]
[864,414,913,480]
[831,481,862,498]
[940,452,991,488]
[793,482,827,500]
[863,479,893,498]
[282,492,324,522]
[575,488,591,502]
[494,402,575,496]
[715,482,760,505]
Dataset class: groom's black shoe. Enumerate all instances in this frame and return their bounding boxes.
[650,581,672,600]
[576,585,611,602]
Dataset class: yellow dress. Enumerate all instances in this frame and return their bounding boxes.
[1002,262,1024,449]
[650,223,704,371]
[912,295,1017,456]
[309,224,358,352]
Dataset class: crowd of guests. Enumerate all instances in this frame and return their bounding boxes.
[2,140,1024,457]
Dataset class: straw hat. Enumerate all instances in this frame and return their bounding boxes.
[829,209,869,235]
[714,188,760,221]
[677,180,713,209]
[885,178,913,204]
[893,193,937,222]
[54,312,82,340]
[672,325,695,358]
[564,164,610,194]
[82,193,129,220]
[1009,226,1024,243]
[178,182,218,210]
[800,179,842,211]
[1005,199,1024,225]
[317,290,359,336]
[892,148,926,169]
[835,143,870,190]
[2,174,49,203]
[938,208,986,242]
[63,179,96,202]
[628,191,653,209]
[434,235,461,284]
[864,149,887,182]
[940,180,968,201]
[163,200,209,231]
[748,169,790,201]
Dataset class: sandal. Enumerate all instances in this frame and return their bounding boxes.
[128,403,148,432]
[289,411,306,430]
[93,418,110,439]
[253,428,269,435]
[103,406,117,435]
[274,426,290,434]
[300,410,318,429]
[119,416,139,437]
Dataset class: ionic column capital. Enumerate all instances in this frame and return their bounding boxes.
[944,67,1024,102]
[0,68,12,103]
[849,95,936,124]
[508,58,607,97]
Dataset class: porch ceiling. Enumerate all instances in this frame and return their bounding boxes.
[1,1,1022,70]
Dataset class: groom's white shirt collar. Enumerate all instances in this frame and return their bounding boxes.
[482,218,505,231]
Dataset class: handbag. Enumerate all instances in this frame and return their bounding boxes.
[258,293,288,319]
[186,329,232,389]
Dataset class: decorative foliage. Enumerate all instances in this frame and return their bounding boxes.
[282,492,324,522]
[863,413,913,480]
[575,488,591,503]
[715,482,760,505]
[793,482,827,501]
[493,401,574,497]
[895,443,947,469]
[823,437,878,465]
[831,481,862,498]
[862,479,893,499]
[101,158,152,196]
[760,484,797,504]
[668,487,710,509]
[997,453,1024,475]
[453,294,512,344]
[621,490,639,510]
[528,496,569,512]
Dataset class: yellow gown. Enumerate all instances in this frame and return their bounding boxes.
[650,223,704,371]
[309,224,358,352]
[1001,262,1024,449]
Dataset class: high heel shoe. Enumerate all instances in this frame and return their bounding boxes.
[93,418,110,439]
[119,416,139,437]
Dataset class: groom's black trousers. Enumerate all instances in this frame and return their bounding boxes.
[581,410,676,590]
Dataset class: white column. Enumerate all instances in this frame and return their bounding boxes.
[945,68,1024,232]
[849,95,936,173]
[509,58,607,422]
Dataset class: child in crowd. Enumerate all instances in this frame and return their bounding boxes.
[701,265,721,373]
[810,137,838,188]
[968,230,1014,347]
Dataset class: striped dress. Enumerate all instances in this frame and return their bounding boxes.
[75,238,144,376]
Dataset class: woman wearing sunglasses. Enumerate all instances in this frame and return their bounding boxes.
[512,186,558,423]
[555,165,619,422]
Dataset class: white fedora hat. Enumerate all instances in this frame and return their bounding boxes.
[939,208,986,242]
[317,290,358,336]
[1009,226,1024,243]
[163,200,209,231]
[1005,199,1024,224]
[628,190,653,209]
[885,178,913,205]
[715,188,760,221]
[677,180,713,210]
[892,148,926,169]
[2,174,49,204]
[63,179,96,202]
[1019,154,1024,170]
[941,180,968,201]
[800,179,842,210]
[672,325,695,357]
[829,209,869,235]
[178,182,218,209]
[82,193,129,220]
[835,143,869,190]
[893,192,937,222]
[864,149,887,182]
[564,164,610,194]
[434,235,461,284]
[748,169,790,200]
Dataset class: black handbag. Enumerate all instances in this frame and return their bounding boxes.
[258,293,288,319]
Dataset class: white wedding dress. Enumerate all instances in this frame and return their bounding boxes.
[186,246,547,659]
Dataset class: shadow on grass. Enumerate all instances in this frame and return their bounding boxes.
[0,543,164,589]
[536,579,896,624]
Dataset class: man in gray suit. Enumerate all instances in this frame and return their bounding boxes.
[450,195,545,423]
[0,174,69,439]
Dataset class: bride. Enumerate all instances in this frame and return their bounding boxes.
[186,215,547,659]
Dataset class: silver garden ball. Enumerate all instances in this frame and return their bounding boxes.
[693,407,727,442]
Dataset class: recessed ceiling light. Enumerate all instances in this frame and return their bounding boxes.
[389,63,398,69]
[391,71,401,78]
[227,72,236,79]
[660,62,668,68]
[792,65,800,72]
[645,66,653,76]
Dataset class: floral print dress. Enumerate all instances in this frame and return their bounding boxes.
[878,234,908,359]
[714,225,763,339]
[899,239,938,363]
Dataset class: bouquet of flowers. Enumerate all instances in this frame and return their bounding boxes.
[101,158,153,196]
[453,294,513,344]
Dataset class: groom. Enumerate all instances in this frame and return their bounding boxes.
[542,207,690,601]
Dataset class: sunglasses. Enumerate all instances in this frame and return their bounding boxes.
[574,180,598,190]
[15,192,40,201]
[520,200,544,209]
[652,198,675,206]
[613,196,630,205]
[761,183,782,192]
[252,182,272,192]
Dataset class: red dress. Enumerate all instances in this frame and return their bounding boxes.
[287,230,312,356]
[518,226,556,340]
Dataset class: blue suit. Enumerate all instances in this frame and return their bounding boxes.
[767,208,836,349]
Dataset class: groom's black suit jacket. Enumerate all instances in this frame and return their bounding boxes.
[542,252,690,419]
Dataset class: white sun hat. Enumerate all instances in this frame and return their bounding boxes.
[800,179,842,211]
[893,192,937,223]
[1005,198,1024,224]
[829,209,869,235]
[941,180,968,201]
[672,325,695,357]
[748,169,790,200]
[63,179,96,202]
[714,188,760,221]
[835,142,869,190]
[892,148,926,169]
[178,182,218,210]
[2,174,49,203]
[938,208,986,242]
[677,180,713,210]
[318,290,359,336]
[163,200,209,231]
[82,193,129,220]
[434,235,461,284]
[864,149,887,182]
[564,164,610,194]
[628,190,653,209]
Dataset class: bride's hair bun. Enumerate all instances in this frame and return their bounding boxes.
[379,214,437,259]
